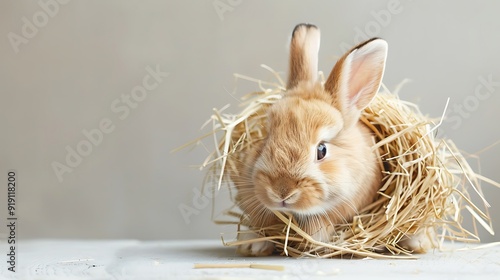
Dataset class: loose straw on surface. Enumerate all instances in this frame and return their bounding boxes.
[192,65,498,259]
[194,263,285,271]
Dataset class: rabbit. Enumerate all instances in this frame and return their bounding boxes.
[234,23,388,256]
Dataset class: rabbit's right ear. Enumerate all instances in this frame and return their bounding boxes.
[324,38,388,129]
[287,24,320,89]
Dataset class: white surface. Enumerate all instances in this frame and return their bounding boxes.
[1,240,499,280]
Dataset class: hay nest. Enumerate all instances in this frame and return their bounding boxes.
[192,66,496,258]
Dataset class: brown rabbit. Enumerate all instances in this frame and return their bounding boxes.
[234,23,387,256]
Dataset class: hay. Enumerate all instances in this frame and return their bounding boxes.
[194,263,285,271]
[194,65,498,259]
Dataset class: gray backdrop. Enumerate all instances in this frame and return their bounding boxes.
[1,0,499,243]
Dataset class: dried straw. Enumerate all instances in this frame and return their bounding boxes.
[194,263,285,271]
[193,65,498,259]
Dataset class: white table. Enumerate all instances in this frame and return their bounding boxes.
[1,240,499,279]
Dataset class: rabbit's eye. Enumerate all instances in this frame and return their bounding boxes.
[316,143,327,161]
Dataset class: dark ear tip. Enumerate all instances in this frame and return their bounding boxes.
[355,37,385,50]
[292,23,318,36]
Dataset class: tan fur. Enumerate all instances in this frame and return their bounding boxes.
[235,24,387,256]
[287,24,320,89]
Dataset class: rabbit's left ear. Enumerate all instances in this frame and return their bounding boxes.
[287,24,320,89]
[325,38,388,128]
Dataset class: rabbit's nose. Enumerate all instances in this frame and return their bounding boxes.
[281,190,300,204]
[267,189,301,206]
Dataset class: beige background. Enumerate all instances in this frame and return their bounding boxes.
[0,0,499,242]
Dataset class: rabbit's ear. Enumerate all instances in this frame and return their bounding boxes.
[325,38,387,128]
[287,24,320,89]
